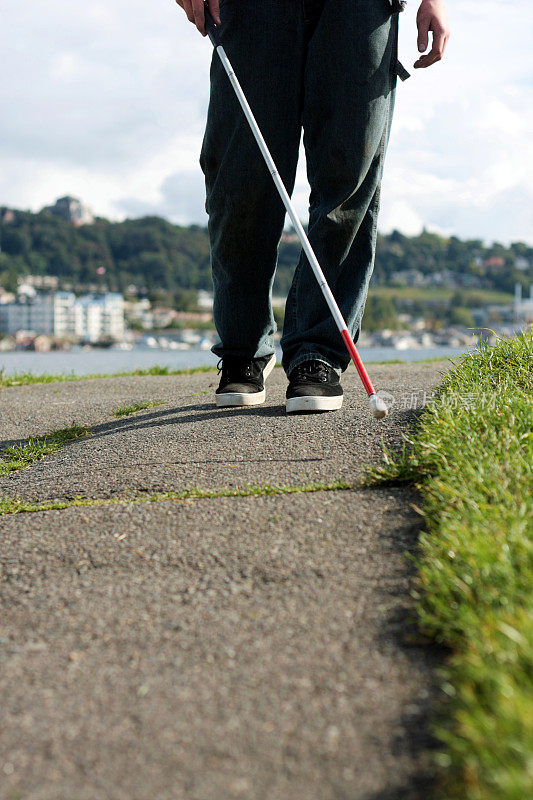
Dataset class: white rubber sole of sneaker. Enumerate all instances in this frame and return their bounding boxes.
[286,394,343,413]
[215,354,276,408]
[216,389,266,407]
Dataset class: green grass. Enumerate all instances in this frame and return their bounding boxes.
[0,358,454,390]
[0,479,353,516]
[365,330,533,799]
[367,356,456,365]
[0,426,88,477]
[0,364,216,388]
[113,401,164,418]
[372,286,514,305]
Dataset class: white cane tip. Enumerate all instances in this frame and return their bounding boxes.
[369,394,388,420]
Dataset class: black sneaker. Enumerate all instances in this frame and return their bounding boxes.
[215,353,276,407]
[286,360,343,413]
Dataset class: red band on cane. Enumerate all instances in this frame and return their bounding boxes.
[341,329,375,397]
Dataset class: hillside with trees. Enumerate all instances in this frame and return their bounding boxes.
[0,206,531,312]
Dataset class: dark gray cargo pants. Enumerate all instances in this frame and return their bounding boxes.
[200,0,408,374]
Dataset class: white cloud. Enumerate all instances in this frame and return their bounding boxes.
[0,0,531,243]
[380,0,533,241]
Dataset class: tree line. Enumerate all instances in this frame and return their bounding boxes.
[0,208,531,310]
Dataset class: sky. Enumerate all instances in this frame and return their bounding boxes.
[1,0,532,245]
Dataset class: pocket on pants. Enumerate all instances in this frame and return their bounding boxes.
[352,0,398,87]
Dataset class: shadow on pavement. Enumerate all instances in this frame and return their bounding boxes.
[363,508,446,800]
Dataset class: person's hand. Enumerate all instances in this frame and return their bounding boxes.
[175,0,220,36]
[414,0,450,68]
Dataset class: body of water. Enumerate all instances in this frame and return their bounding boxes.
[0,344,473,377]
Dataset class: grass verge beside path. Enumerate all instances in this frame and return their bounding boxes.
[0,364,216,388]
[366,331,533,800]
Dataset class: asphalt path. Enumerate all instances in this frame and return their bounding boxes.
[0,363,448,502]
[0,363,449,800]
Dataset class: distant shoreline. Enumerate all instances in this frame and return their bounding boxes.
[0,344,471,378]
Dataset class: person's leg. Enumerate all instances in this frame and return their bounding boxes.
[281,0,401,375]
[200,0,306,362]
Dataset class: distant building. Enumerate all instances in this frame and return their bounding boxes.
[0,288,16,304]
[43,196,94,226]
[70,293,125,341]
[19,274,59,291]
[0,292,124,342]
[124,299,153,330]
[197,290,214,310]
[33,334,53,352]
[280,230,300,244]
[16,282,37,299]
[514,283,533,324]
[152,307,179,329]
[484,256,505,269]
[390,269,428,287]
[0,293,58,336]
